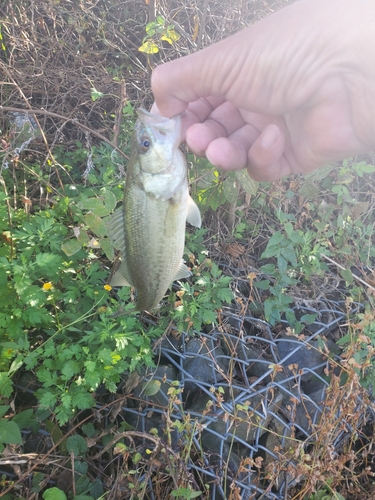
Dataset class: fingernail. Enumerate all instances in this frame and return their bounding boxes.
[261,125,279,149]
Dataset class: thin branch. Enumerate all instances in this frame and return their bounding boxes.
[0,105,129,161]
[322,254,375,293]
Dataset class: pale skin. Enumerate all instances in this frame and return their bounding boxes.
[151,0,375,182]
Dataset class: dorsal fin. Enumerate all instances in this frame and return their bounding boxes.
[107,207,126,252]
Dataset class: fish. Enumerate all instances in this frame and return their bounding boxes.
[107,108,201,312]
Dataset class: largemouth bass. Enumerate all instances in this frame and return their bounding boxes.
[107,108,201,311]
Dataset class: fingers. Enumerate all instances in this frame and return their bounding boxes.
[151,52,213,117]
[184,101,245,154]
[200,124,290,181]
[183,104,291,180]
[188,122,257,169]
[247,124,289,181]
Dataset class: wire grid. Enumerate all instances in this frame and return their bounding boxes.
[118,299,364,499]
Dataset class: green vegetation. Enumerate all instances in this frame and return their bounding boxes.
[1,1,375,499]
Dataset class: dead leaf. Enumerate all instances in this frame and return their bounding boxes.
[224,243,246,258]
[125,371,141,393]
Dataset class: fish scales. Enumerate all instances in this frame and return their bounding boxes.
[122,180,186,311]
[107,109,201,311]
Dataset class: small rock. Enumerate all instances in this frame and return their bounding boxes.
[276,334,327,381]
[182,337,230,394]
[190,387,282,447]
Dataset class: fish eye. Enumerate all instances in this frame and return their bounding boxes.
[139,136,151,153]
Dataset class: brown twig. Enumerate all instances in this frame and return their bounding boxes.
[112,79,127,148]
[322,254,375,293]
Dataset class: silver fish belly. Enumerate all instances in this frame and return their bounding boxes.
[107,109,201,311]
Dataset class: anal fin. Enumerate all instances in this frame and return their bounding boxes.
[110,261,133,287]
[187,195,201,228]
[173,261,192,281]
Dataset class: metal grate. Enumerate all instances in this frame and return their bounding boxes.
[117,299,366,499]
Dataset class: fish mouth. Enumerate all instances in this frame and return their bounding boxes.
[136,108,181,147]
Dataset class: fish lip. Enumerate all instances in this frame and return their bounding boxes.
[136,108,181,146]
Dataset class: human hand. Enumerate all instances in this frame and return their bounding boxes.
[151,0,375,181]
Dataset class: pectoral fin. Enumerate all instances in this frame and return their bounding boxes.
[187,195,201,228]
[173,261,192,281]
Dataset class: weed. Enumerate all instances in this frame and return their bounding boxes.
[138,15,180,54]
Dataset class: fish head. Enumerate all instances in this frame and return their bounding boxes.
[131,109,187,200]
[133,108,182,175]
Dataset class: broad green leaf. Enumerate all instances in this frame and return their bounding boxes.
[340,267,354,284]
[42,487,67,500]
[355,161,375,174]
[298,181,320,199]
[235,169,258,196]
[61,360,80,380]
[259,263,276,274]
[143,380,161,397]
[196,170,216,188]
[161,29,180,44]
[71,392,94,410]
[0,372,13,398]
[216,287,233,303]
[280,245,297,267]
[0,420,22,445]
[74,460,88,475]
[103,189,117,212]
[13,408,37,431]
[284,222,294,239]
[85,212,107,238]
[75,477,90,496]
[202,309,217,324]
[305,163,334,182]
[89,478,104,499]
[8,357,23,376]
[36,252,62,271]
[261,232,285,258]
[223,177,238,204]
[254,280,270,290]
[300,313,317,325]
[61,239,82,256]
[172,488,202,498]
[288,230,304,245]
[100,238,114,261]
[82,423,95,438]
[66,434,88,455]
[277,254,288,275]
[45,420,65,450]
[0,406,9,418]
[91,89,104,102]
[78,198,109,216]
[138,41,159,54]
[77,229,90,245]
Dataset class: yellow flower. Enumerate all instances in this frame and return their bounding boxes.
[103,284,112,291]
[42,282,53,291]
